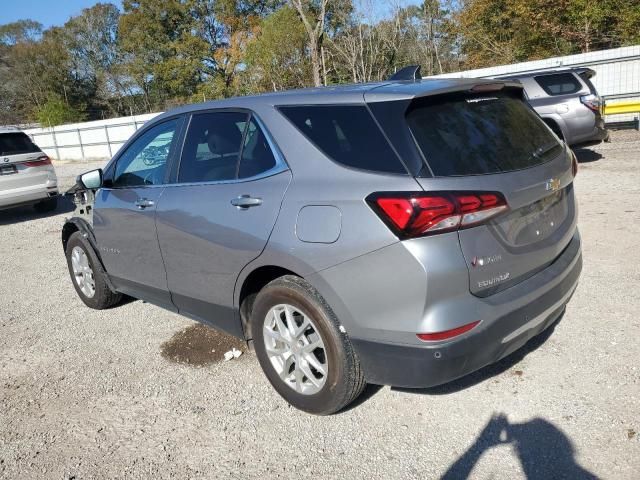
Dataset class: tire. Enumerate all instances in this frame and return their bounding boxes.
[252,275,366,415]
[34,196,58,213]
[65,231,122,309]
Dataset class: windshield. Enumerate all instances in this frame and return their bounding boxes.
[408,92,563,177]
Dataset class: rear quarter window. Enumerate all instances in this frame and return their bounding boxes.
[0,132,41,156]
[279,105,407,174]
[408,92,563,177]
[534,73,583,95]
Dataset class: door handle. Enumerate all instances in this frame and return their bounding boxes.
[231,195,263,209]
[135,198,155,209]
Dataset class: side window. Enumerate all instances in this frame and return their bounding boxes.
[238,117,277,179]
[179,112,248,183]
[113,119,178,187]
[279,105,406,174]
[534,73,582,96]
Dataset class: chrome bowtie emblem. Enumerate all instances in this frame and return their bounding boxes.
[545,178,561,192]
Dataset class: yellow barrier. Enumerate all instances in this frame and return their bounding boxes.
[604,102,640,115]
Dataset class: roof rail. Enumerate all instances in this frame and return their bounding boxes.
[389,65,422,81]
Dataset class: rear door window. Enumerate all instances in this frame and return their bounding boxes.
[238,118,277,179]
[407,92,562,177]
[279,105,406,174]
[179,112,248,183]
[534,73,583,95]
[0,132,41,156]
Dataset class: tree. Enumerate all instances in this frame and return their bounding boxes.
[289,0,330,86]
[35,96,86,127]
[61,3,123,118]
[245,6,310,91]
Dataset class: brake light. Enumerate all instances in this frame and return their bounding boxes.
[23,155,51,167]
[580,94,601,113]
[570,150,578,177]
[417,320,481,341]
[368,191,508,239]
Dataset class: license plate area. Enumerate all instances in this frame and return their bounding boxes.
[0,165,17,175]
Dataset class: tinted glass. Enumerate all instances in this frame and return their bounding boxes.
[279,105,406,174]
[179,112,248,183]
[238,118,277,178]
[408,93,562,177]
[0,132,41,156]
[535,73,582,95]
[113,119,178,187]
[578,72,598,94]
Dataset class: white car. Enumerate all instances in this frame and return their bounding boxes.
[0,127,58,212]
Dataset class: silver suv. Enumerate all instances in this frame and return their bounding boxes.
[62,78,582,414]
[494,68,609,146]
[0,127,59,212]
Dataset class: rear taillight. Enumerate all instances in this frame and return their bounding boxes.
[368,191,508,239]
[23,155,51,167]
[580,94,601,113]
[570,150,578,177]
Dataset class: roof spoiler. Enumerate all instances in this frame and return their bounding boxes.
[389,65,421,81]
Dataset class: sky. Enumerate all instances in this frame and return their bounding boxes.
[0,0,423,29]
[0,0,123,28]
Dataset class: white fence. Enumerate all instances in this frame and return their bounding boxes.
[23,112,161,162]
[427,45,640,124]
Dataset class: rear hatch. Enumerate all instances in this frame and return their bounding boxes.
[373,86,578,296]
[0,131,52,188]
[0,131,45,169]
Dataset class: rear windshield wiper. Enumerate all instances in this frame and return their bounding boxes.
[530,142,562,161]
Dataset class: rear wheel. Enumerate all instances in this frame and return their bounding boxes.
[34,196,58,213]
[65,231,122,309]
[252,275,366,415]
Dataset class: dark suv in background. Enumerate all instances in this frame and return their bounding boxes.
[494,68,609,146]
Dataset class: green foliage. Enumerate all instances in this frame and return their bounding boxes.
[245,6,310,91]
[35,96,87,127]
[458,0,640,67]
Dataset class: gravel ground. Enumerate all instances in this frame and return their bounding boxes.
[1,130,639,479]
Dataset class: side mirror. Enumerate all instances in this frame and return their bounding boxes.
[78,169,103,189]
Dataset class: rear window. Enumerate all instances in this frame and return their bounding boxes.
[578,72,598,95]
[0,132,41,156]
[408,93,562,177]
[534,73,582,95]
[279,105,406,174]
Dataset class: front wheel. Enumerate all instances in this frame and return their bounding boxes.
[252,275,366,415]
[65,231,122,309]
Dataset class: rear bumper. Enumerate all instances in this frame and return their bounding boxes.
[569,120,609,147]
[351,235,582,388]
[0,175,58,209]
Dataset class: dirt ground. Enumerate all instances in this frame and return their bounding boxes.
[1,130,639,479]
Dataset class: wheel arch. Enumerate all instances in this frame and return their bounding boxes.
[62,218,116,292]
[541,116,566,142]
[237,265,304,340]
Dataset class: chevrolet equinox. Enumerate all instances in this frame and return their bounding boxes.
[62,77,582,414]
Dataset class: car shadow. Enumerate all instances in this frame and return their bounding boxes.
[0,195,74,225]
[439,413,599,479]
[392,312,562,397]
[574,148,603,163]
